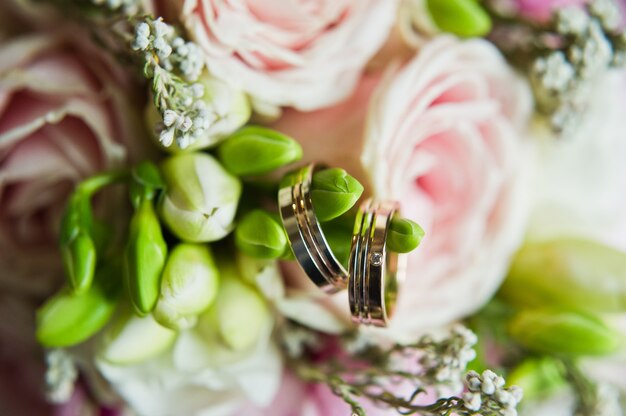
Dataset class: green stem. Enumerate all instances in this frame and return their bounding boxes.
[78,170,129,196]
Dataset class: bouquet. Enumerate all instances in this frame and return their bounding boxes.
[1,0,626,415]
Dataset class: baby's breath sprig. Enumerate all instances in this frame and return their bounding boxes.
[131,18,216,149]
[486,0,626,134]
[284,323,522,416]
[91,0,140,16]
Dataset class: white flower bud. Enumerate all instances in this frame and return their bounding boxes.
[136,22,150,38]
[509,386,523,404]
[197,259,271,351]
[463,392,482,412]
[172,37,185,48]
[159,153,241,242]
[467,375,482,392]
[100,313,177,365]
[154,244,219,330]
[163,109,178,127]
[481,377,495,395]
[152,19,170,39]
[495,389,514,407]
[159,127,175,147]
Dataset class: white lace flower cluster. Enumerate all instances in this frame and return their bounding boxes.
[45,349,78,404]
[462,370,523,416]
[418,324,478,390]
[132,19,217,149]
[132,20,204,82]
[532,0,626,133]
[92,0,139,15]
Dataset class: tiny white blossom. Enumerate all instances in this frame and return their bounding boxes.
[463,392,482,412]
[557,7,590,35]
[137,22,150,38]
[481,377,496,395]
[163,110,178,127]
[45,349,78,404]
[191,83,205,98]
[495,389,514,407]
[152,19,170,39]
[160,127,175,147]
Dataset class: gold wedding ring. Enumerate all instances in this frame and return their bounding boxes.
[349,199,405,327]
[278,164,349,293]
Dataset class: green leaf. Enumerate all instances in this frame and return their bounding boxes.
[235,210,288,259]
[125,199,168,315]
[218,126,302,175]
[387,216,425,253]
[36,264,121,348]
[508,309,620,356]
[311,168,364,222]
[499,238,626,313]
[426,0,492,37]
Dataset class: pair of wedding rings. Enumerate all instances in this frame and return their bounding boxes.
[278,164,406,327]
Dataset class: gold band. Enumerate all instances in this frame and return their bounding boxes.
[349,199,405,327]
[278,164,349,293]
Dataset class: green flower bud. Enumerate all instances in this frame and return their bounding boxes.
[426,0,492,37]
[159,153,242,242]
[507,357,566,401]
[100,312,177,365]
[310,168,364,222]
[387,216,425,253]
[60,193,96,294]
[500,238,626,313]
[153,244,220,330]
[199,259,271,351]
[125,199,168,315]
[508,309,620,356]
[235,210,288,259]
[36,263,121,348]
[217,126,302,176]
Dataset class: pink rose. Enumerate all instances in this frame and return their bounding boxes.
[0,34,147,297]
[273,37,532,335]
[180,0,397,111]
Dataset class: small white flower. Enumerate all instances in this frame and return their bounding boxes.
[467,375,482,392]
[481,377,495,395]
[132,36,150,51]
[136,22,150,38]
[495,389,514,407]
[45,349,78,404]
[152,19,170,39]
[191,83,205,98]
[557,7,590,35]
[172,37,185,48]
[509,386,523,403]
[163,109,178,127]
[179,116,193,132]
[463,392,482,412]
[160,127,175,147]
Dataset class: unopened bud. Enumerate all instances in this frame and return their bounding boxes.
[508,309,620,356]
[125,199,168,315]
[154,244,220,330]
[217,126,302,175]
[235,210,288,259]
[310,168,364,222]
[159,153,241,242]
[36,263,121,348]
[100,312,177,365]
